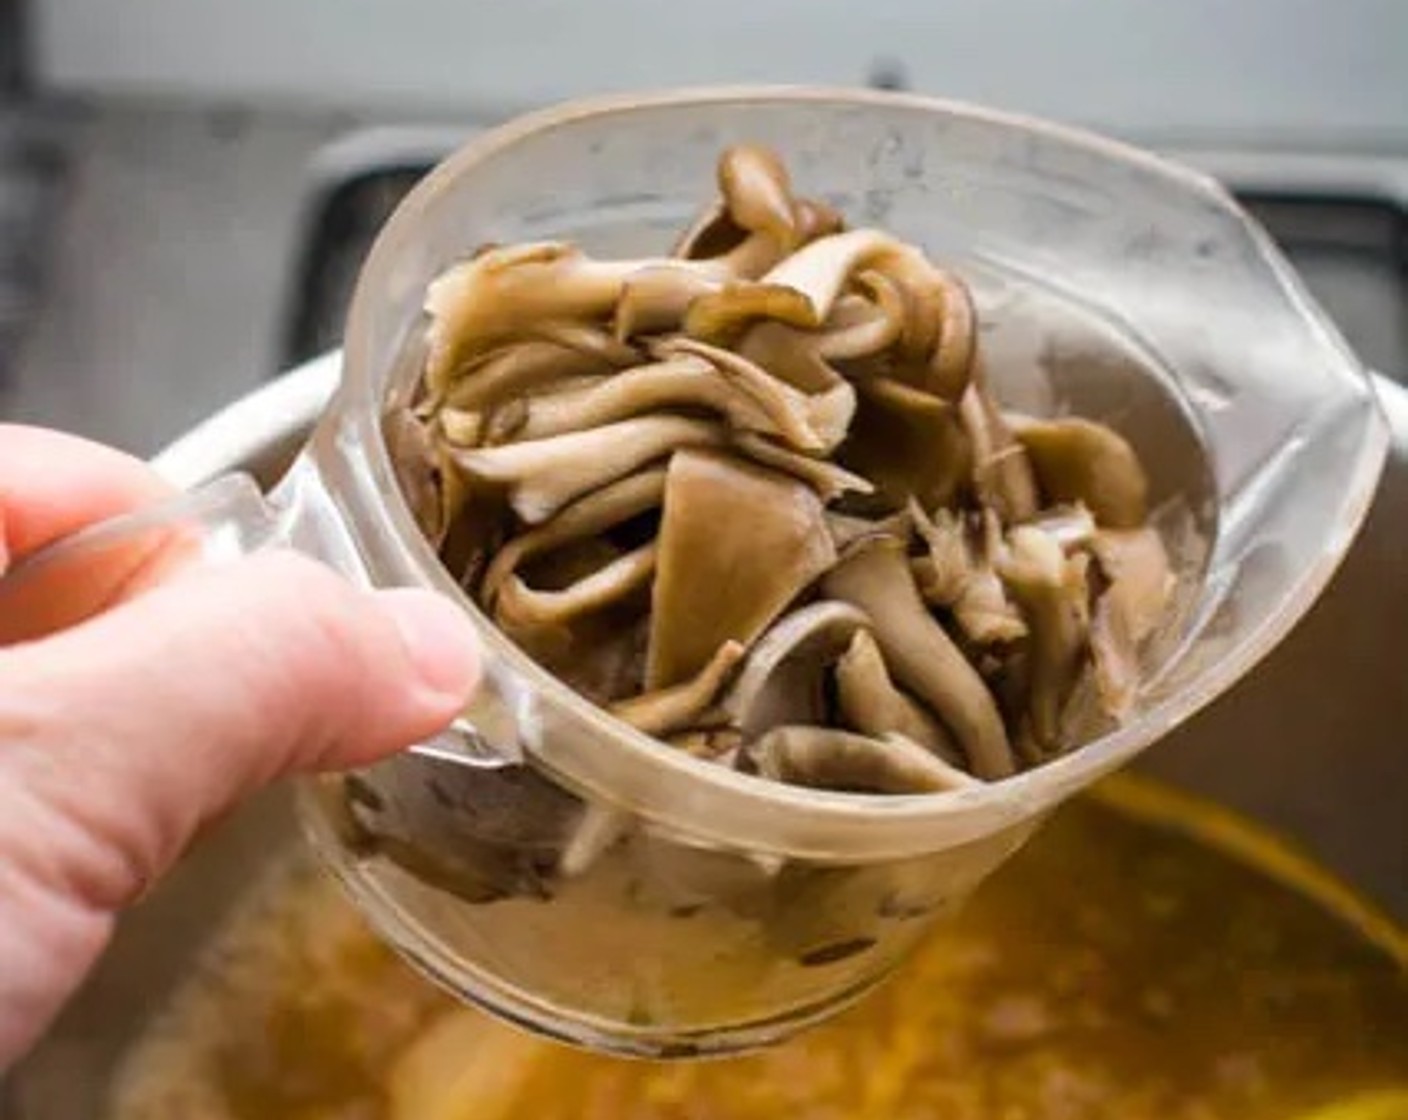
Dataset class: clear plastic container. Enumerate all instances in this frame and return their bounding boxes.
[0,87,1386,1057]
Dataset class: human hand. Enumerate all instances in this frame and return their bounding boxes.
[0,424,480,1066]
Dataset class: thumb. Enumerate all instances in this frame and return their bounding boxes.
[0,550,481,911]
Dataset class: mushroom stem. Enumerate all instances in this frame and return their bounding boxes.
[835,629,964,762]
[822,537,1015,779]
[746,726,980,794]
[998,525,1091,753]
[495,542,657,628]
[611,641,746,736]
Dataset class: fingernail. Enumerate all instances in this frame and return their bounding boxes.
[376,588,481,704]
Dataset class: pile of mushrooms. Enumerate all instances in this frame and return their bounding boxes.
[389,145,1175,793]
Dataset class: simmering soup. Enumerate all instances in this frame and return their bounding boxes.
[108,775,1406,1120]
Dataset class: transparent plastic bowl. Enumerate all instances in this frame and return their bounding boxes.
[6,87,1386,1057]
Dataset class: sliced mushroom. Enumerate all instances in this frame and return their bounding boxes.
[723,601,871,737]
[998,525,1091,754]
[746,726,978,794]
[839,376,971,512]
[611,640,746,736]
[450,416,725,524]
[481,467,666,605]
[910,503,1027,645]
[495,542,657,629]
[822,537,1015,779]
[958,380,1040,524]
[731,432,874,502]
[1010,415,1149,529]
[426,242,721,392]
[834,629,962,761]
[814,271,907,361]
[529,320,642,368]
[717,143,801,248]
[867,252,977,401]
[443,340,611,412]
[1086,527,1175,719]
[737,319,848,395]
[660,336,855,453]
[761,228,904,325]
[615,266,722,339]
[647,449,837,688]
[512,355,789,443]
[683,282,820,344]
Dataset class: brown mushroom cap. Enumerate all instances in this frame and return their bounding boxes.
[723,601,872,737]
[647,449,837,688]
[1010,416,1150,529]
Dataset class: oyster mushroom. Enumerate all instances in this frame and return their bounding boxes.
[997,525,1092,754]
[670,145,808,279]
[731,432,874,503]
[511,354,792,443]
[481,467,667,605]
[761,228,904,325]
[647,449,837,688]
[450,415,725,524]
[495,542,657,628]
[1010,415,1150,529]
[958,379,1040,524]
[723,601,872,737]
[814,271,908,361]
[910,503,1027,645]
[745,726,979,794]
[615,266,722,339]
[682,282,820,344]
[822,536,1015,779]
[442,339,613,412]
[611,640,746,736]
[840,376,971,512]
[717,143,801,248]
[659,336,855,453]
[870,251,978,402]
[1086,527,1175,719]
[426,242,724,393]
[834,629,961,760]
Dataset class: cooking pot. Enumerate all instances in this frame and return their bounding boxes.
[5,351,1405,1117]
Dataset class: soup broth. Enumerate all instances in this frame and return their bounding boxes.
[109,777,1406,1120]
